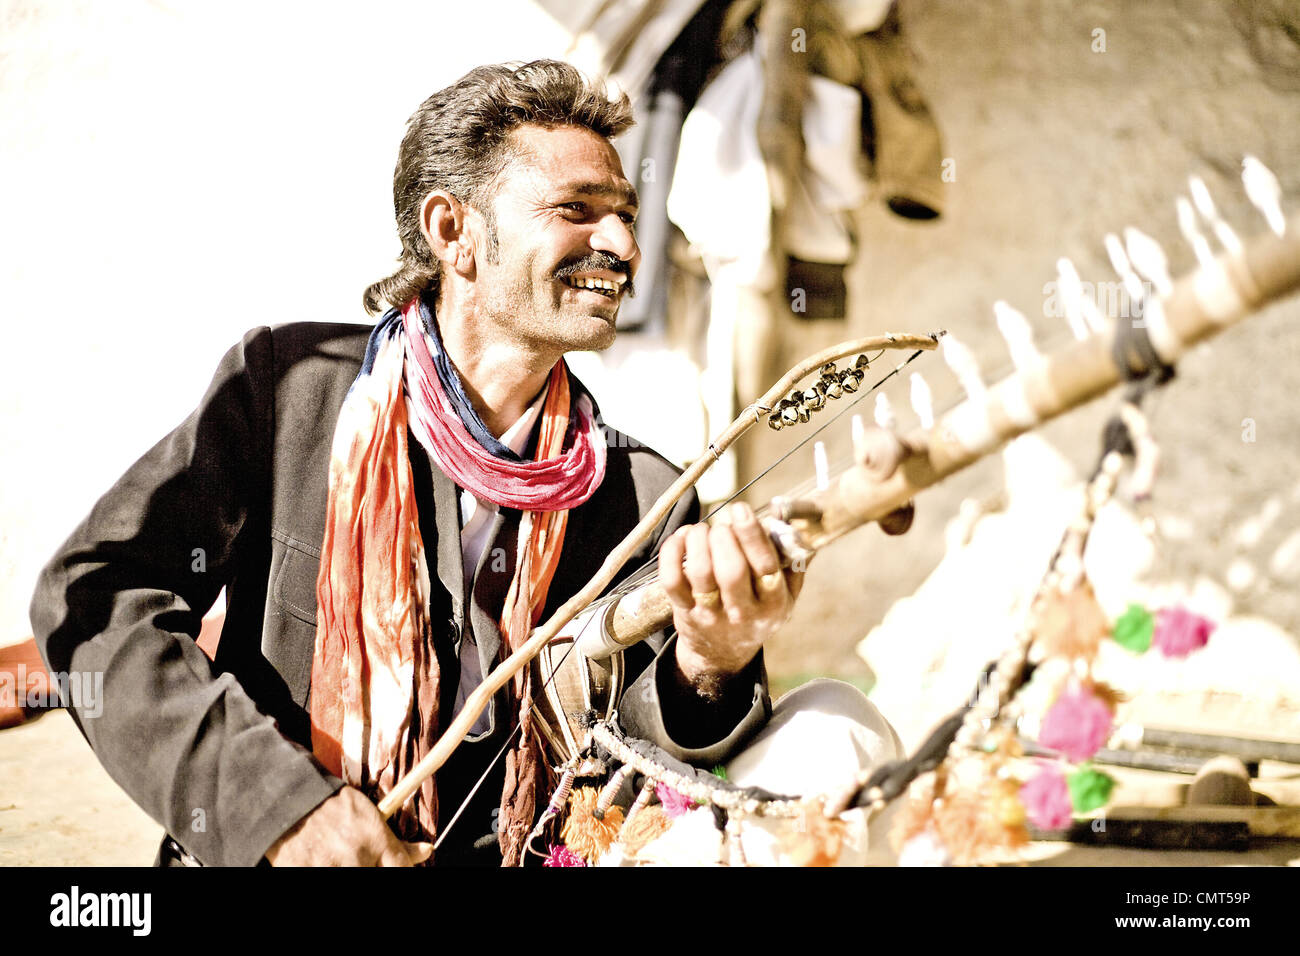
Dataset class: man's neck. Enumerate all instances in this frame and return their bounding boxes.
[434,293,557,438]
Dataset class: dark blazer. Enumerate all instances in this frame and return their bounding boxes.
[30,323,769,867]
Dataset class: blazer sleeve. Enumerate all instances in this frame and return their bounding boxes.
[29,327,341,868]
[616,489,772,768]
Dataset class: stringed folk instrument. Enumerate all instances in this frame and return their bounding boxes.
[377,160,1300,824]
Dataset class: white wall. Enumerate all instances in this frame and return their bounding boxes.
[1,0,575,641]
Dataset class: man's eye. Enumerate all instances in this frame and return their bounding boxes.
[619,212,637,225]
[560,202,587,216]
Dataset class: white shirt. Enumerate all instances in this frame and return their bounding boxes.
[452,392,546,737]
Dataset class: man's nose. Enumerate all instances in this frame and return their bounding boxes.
[590,213,640,275]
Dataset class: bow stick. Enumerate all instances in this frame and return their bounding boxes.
[375,332,939,819]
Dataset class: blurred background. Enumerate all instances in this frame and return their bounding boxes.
[3,0,1299,864]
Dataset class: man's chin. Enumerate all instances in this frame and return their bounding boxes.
[557,306,620,351]
[572,319,618,353]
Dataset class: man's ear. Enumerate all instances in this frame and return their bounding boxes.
[420,190,477,280]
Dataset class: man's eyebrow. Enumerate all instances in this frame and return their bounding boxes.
[567,182,640,209]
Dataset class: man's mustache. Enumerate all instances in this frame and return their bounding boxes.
[553,253,636,298]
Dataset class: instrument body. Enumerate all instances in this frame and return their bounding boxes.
[533,626,624,763]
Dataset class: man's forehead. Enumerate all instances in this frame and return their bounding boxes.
[507,125,638,206]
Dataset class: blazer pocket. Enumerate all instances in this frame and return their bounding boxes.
[272,538,320,627]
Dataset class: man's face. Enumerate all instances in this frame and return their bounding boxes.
[467,123,640,357]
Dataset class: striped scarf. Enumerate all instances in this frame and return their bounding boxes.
[310,300,605,861]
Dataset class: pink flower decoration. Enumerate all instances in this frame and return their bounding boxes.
[543,844,587,867]
[654,782,697,818]
[1152,606,1214,658]
[1019,765,1073,831]
[1039,686,1113,763]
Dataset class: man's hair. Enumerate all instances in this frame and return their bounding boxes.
[362,59,634,315]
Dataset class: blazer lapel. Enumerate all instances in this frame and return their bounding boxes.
[409,432,468,727]
[466,506,521,736]
[407,432,464,628]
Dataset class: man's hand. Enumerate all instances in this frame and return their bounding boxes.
[264,786,433,867]
[659,502,803,695]
[658,429,917,696]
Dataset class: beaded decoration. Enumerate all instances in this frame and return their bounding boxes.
[891,398,1216,865]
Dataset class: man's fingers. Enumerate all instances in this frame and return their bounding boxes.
[662,504,809,624]
[658,527,692,609]
[266,786,421,867]
[403,840,434,865]
[709,524,756,620]
[682,523,718,602]
[377,841,416,867]
[727,502,782,578]
[727,501,791,608]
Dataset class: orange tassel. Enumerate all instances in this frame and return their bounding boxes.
[560,787,625,863]
[619,804,672,855]
[1034,579,1109,662]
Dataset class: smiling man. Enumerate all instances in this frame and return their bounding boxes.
[31,60,801,868]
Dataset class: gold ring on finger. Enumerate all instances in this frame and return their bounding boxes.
[691,589,722,609]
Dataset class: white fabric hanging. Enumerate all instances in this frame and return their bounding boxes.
[666,47,869,286]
